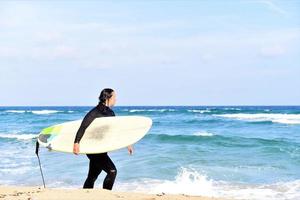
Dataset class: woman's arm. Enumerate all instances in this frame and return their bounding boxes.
[74,112,96,144]
[127,145,134,155]
[73,111,96,154]
[110,109,134,155]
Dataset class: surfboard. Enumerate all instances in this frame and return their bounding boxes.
[37,116,152,154]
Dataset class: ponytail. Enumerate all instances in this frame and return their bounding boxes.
[99,88,114,105]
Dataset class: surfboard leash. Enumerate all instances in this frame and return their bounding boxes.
[35,141,46,188]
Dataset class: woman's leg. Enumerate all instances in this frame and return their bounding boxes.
[101,154,117,190]
[83,154,102,188]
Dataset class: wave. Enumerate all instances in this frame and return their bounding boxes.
[0,133,38,140]
[187,109,211,113]
[3,110,74,115]
[129,109,150,113]
[193,131,214,137]
[223,107,242,111]
[117,167,300,200]
[145,133,217,144]
[5,110,26,113]
[145,133,298,150]
[215,113,300,124]
[0,166,35,175]
[129,109,175,113]
[31,110,63,114]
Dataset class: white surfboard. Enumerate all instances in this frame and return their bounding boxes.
[38,116,152,154]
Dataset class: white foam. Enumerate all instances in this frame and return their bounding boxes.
[216,180,300,200]
[152,168,214,196]
[129,109,174,113]
[4,110,73,114]
[0,166,36,175]
[3,162,31,168]
[0,133,38,140]
[272,118,300,125]
[129,109,146,112]
[188,109,211,113]
[216,113,300,125]
[116,168,300,200]
[46,181,81,189]
[193,131,214,137]
[117,168,214,197]
[31,110,62,114]
[223,108,242,111]
[5,110,26,113]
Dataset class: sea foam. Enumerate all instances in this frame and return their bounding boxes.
[193,131,214,137]
[216,113,300,124]
[117,167,300,200]
[4,110,65,115]
[129,109,175,113]
[31,110,62,114]
[187,109,211,113]
[0,133,38,140]
[5,110,26,113]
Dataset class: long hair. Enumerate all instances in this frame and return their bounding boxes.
[99,88,114,105]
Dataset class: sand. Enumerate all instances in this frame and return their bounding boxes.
[0,186,229,200]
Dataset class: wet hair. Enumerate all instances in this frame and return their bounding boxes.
[99,88,114,105]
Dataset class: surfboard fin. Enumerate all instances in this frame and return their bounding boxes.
[46,143,52,151]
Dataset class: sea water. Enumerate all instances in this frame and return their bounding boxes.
[0,106,300,200]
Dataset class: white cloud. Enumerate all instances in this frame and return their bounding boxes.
[35,31,63,43]
[200,53,215,62]
[0,47,20,57]
[0,0,299,70]
[29,45,78,60]
[1,27,299,69]
[255,0,289,16]
[0,2,38,28]
[52,45,77,58]
[260,45,286,57]
[64,19,188,36]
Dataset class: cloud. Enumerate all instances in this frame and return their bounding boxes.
[0,1,299,70]
[0,2,38,28]
[30,45,78,60]
[1,27,299,69]
[64,19,188,36]
[256,0,288,16]
[260,45,286,57]
[0,47,20,58]
[35,31,63,43]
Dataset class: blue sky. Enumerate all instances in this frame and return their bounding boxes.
[0,0,299,106]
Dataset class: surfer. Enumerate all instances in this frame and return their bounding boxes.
[73,88,133,190]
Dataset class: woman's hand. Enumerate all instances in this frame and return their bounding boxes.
[127,145,134,155]
[73,143,80,155]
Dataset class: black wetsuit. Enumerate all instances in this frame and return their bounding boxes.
[74,103,117,190]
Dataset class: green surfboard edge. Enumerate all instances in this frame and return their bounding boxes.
[41,125,62,135]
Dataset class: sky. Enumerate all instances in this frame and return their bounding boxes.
[0,0,299,106]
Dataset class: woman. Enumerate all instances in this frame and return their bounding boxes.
[73,88,133,190]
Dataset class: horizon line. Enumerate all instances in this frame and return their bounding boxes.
[0,105,300,107]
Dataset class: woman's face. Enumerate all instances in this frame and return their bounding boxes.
[108,91,117,107]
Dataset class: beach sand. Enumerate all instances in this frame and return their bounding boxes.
[0,186,228,200]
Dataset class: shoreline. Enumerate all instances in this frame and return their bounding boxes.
[0,186,228,200]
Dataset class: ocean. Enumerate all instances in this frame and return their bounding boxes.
[0,106,300,200]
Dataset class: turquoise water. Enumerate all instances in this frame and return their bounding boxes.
[1,106,300,200]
